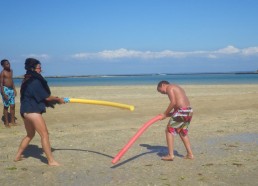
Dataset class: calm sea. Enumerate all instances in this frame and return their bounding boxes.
[14,73,258,87]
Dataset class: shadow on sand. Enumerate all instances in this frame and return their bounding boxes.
[110,144,183,168]
[22,144,48,164]
[1,112,17,124]
[21,145,113,165]
[22,144,183,167]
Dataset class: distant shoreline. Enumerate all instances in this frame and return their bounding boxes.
[14,71,258,79]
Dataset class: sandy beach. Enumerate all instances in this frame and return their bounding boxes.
[1,84,258,186]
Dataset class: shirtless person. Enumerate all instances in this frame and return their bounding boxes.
[157,80,194,161]
[0,59,17,127]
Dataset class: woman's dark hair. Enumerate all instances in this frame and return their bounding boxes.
[25,58,41,71]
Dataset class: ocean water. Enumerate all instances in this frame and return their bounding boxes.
[14,73,258,87]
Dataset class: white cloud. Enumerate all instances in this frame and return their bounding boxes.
[241,47,258,55]
[23,54,50,60]
[71,46,258,60]
[207,54,217,59]
[215,45,240,54]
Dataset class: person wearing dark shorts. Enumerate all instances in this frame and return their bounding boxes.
[14,58,65,166]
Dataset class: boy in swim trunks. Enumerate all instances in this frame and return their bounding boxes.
[157,80,194,161]
[0,59,17,127]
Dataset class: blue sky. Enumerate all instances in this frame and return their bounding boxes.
[1,0,258,76]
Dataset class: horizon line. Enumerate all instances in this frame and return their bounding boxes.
[14,71,258,79]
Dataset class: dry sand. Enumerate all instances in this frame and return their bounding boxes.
[0,84,258,186]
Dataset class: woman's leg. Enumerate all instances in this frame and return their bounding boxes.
[25,113,60,166]
[14,117,35,161]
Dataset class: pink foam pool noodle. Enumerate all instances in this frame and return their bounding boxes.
[112,115,162,164]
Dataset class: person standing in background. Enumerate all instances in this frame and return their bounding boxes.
[0,59,17,127]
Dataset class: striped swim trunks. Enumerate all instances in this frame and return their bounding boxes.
[167,107,193,136]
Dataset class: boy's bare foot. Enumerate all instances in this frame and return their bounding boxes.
[14,155,25,162]
[184,154,194,160]
[161,155,174,161]
[48,160,61,166]
[4,124,11,128]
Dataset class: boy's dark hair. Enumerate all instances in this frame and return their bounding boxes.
[157,80,169,88]
[1,59,9,66]
[25,58,41,71]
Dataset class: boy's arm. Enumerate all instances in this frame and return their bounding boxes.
[0,71,8,100]
[0,71,4,94]
[160,101,175,120]
[11,70,17,95]
[163,87,176,117]
[164,102,175,117]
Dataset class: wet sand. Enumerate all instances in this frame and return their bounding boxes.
[1,84,258,185]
